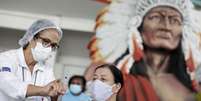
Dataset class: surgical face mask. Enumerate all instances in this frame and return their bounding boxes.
[31,42,52,62]
[69,84,82,95]
[89,80,114,101]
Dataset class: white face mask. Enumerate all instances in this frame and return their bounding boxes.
[31,42,52,62]
[88,80,114,101]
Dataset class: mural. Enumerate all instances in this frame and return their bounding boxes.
[85,0,201,101]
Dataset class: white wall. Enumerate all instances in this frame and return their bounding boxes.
[0,27,23,52]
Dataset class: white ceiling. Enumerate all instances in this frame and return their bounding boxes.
[0,0,105,20]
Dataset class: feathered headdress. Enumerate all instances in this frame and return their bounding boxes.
[88,0,201,90]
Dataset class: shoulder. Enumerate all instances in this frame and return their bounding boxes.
[0,49,18,72]
[80,93,92,101]
[61,92,74,101]
[0,49,18,62]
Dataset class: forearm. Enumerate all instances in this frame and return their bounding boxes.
[26,80,66,98]
[26,84,46,97]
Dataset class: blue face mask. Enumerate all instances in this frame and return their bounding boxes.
[69,84,82,95]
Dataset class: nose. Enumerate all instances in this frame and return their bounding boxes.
[161,16,171,30]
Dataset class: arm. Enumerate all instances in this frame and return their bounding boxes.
[45,68,66,101]
[26,84,47,97]
[0,71,65,100]
[27,80,66,97]
[0,55,66,100]
[49,80,66,101]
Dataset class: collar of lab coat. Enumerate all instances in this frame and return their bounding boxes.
[17,47,44,72]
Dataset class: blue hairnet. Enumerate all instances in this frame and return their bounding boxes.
[18,19,63,47]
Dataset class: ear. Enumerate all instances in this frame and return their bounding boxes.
[112,83,121,94]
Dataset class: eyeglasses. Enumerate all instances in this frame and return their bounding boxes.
[35,36,59,51]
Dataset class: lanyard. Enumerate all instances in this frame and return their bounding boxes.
[21,67,39,85]
[22,67,25,82]
[34,70,39,85]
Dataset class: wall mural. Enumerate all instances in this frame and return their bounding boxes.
[85,0,201,101]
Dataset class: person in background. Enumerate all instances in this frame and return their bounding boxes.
[87,64,123,101]
[0,19,66,101]
[62,75,92,101]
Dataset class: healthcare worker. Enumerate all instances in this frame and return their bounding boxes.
[0,19,66,101]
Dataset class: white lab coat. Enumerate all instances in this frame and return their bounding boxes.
[0,48,55,101]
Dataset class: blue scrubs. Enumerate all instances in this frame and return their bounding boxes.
[62,91,92,101]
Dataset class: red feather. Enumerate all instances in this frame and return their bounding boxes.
[133,38,143,61]
[186,49,195,72]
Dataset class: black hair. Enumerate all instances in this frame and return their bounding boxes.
[95,64,124,86]
[23,43,29,49]
[130,42,193,91]
[68,75,87,92]
[22,33,40,49]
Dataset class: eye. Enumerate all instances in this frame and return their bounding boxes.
[42,39,50,45]
[51,43,59,50]
[100,78,106,82]
[148,15,161,22]
[92,76,97,81]
[170,18,182,25]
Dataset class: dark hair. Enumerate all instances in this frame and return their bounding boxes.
[95,64,124,86]
[130,42,193,91]
[22,33,40,49]
[68,75,87,92]
[23,43,29,49]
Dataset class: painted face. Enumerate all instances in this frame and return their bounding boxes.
[141,6,183,50]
